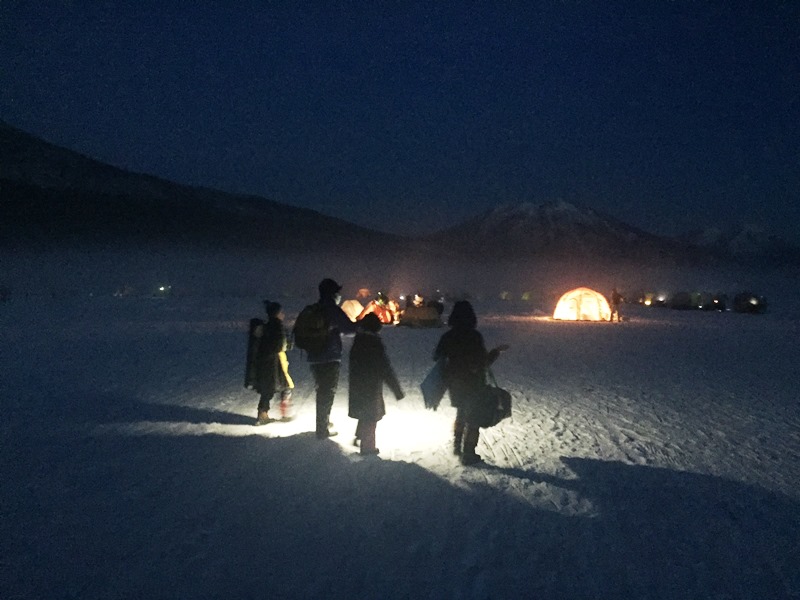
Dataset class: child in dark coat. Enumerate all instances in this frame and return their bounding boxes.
[348,313,404,455]
[255,301,294,425]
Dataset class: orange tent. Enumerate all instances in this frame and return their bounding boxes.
[358,300,396,324]
[553,287,611,321]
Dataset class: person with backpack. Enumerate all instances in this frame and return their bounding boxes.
[348,313,404,455]
[433,300,508,465]
[294,278,358,439]
[254,301,294,425]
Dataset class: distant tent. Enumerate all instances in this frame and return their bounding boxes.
[340,299,364,322]
[732,292,767,314]
[398,304,444,328]
[553,287,611,321]
[358,299,397,324]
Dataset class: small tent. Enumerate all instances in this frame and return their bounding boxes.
[358,299,397,324]
[398,304,443,328]
[340,299,364,322]
[733,292,767,314]
[553,287,611,321]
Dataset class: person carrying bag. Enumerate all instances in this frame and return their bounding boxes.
[432,300,509,465]
[469,369,512,428]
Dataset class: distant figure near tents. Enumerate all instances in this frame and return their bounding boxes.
[553,287,612,321]
[610,287,624,322]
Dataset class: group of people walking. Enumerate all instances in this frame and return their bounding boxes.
[250,277,507,465]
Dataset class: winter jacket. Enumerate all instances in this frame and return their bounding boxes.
[348,331,403,421]
[255,318,293,396]
[306,297,359,364]
[433,327,497,410]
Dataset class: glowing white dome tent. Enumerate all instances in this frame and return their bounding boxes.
[553,287,611,321]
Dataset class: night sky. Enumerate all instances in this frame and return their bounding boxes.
[2,2,799,241]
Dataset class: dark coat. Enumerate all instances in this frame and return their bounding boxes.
[255,318,291,396]
[306,296,359,364]
[348,331,403,421]
[433,326,495,410]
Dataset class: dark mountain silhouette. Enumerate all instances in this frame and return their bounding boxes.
[2,120,797,265]
[678,224,800,266]
[0,120,402,253]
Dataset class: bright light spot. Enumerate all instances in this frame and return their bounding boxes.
[644,299,652,306]
[90,399,599,516]
[750,298,759,305]
[377,409,452,452]
[91,400,453,459]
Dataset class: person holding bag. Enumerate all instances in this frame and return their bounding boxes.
[433,301,508,465]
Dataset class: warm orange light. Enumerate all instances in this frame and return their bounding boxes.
[340,299,364,322]
[553,287,612,321]
[358,300,396,324]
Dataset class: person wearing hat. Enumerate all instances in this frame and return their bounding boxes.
[254,301,294,425]
[306,278,358,438]
[348,313,404,455]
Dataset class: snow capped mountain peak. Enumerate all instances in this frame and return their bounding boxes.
[428,199,675,260]
[680,223,800,263]
[477,200,602,233]
[541,199,581,214]
[488,199,582,219]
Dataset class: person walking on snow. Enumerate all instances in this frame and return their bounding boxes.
[255,301,294,425]
[433,300,508,465]
[348,313,404,455]
[306,278,358,439]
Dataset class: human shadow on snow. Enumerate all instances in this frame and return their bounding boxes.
[50,389,255,426]
[5,431,525,600]
[482,456,800,599]
[6,427,799,600]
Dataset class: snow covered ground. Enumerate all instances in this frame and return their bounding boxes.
[2,251,799,599]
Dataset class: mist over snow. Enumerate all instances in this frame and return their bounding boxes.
[5,246,799,313]
[2,248,800,599]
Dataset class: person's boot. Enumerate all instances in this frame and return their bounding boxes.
[461,426,482,465]
[359,422,377,455]
[316,416,338,438]
[255,410,272,425]
[279,391,292,420]
[461,453,483,466]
